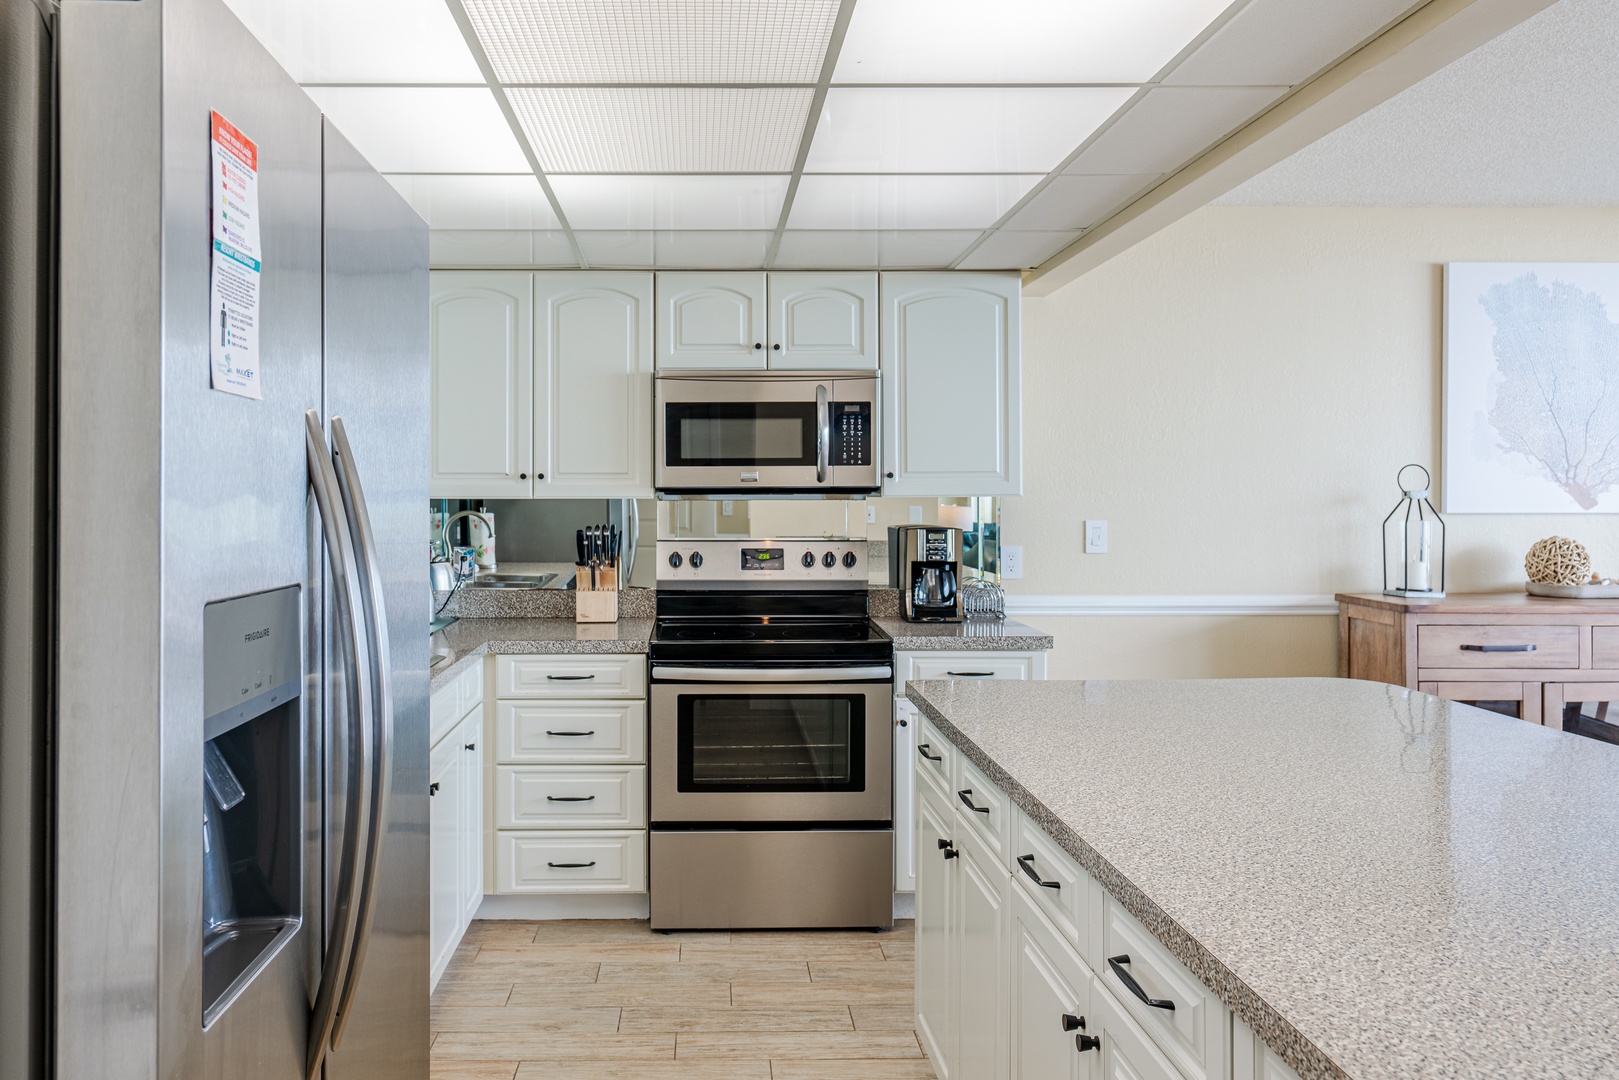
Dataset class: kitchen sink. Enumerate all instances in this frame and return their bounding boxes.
[466,573,556,590]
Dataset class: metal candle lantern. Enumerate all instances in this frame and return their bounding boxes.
[1382,464,1446,598]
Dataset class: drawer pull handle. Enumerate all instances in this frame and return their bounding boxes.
[429,782,440,796]
[465,742,477,751]
[947,671,994,677]
[939,839,959,860]
[546,730,597,737]
[1460,644,1537,653]
[546,795,596,802]
[546,861,596,869]
[917,744,943,762]
[958,789,990,814]
[546,674,597,680]
[1017,854,1060,889]
[1108,954,1175,1011]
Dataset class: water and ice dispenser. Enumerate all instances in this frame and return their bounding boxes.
[201,585,302,1026]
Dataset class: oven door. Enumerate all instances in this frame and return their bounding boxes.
[650,668,893,823]
[655,373,879,492]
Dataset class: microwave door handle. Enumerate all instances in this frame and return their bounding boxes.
[326,416,395,1051]
[816,383,829,484]
[303,411,375,1080]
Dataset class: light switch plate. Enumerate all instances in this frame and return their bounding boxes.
[1085,520,1107,554]
[1001,545,1023,579]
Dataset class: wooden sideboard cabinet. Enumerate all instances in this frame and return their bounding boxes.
[1337,592,1619,741]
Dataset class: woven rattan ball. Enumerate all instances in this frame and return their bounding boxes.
[1524,536,1593,585]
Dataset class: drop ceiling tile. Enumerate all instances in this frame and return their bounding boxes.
[654,231,774,268]
[1063,86,1285,176]
[305,87,530,172]
[807,88,1135,173]
[464,0,839,83]
[385,174,560,229]
[575,230,656,266]
[221,0,483,83]
[773,231,882,268]
[1003,174,1161,231]
[1164,0,1420,87]
[509,88,813,173]
[788,174,1041,231]
[429,230,578,267]
[549,175,788,230]
[835,0,1233,84]
[879,231,981,267]
[957,231,1081,270]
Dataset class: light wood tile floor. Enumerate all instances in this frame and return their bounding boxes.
[431,919,927,1080]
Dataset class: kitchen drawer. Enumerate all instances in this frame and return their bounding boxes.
[495,699,646,764]
[955,753,1012,856]
[914,714,956,798]
[1595,626,1619,669]
[1416,625,1579,670]
[900,650,1040,684]
[496,654,646,699]
[1092,975,1188,1080]
[496,765,647,829]
[430,662,483,748]
[1100,896,1228,1080]
[1010,807,1092,954]
[495,830,647,893]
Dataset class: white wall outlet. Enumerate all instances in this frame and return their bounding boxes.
[866,503,876,524]
[1085,520,1108,554]
[909,505,924,524]
[1001,545,1023,579]
[721,500,734,515]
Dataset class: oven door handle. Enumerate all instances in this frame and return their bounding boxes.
[651,665,893,683]
[815,383,829,484]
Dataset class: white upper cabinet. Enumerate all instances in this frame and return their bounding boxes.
[430,272,534,498]
[533,272,654,498]
[655,271,767,369]
[881,272,1022,497]
[766,272,879,370]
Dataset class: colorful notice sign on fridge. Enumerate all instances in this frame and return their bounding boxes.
[209,111,262,399]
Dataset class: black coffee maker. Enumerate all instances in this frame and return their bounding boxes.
[890,525,963,622]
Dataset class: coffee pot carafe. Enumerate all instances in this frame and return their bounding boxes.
[891,526,964,622]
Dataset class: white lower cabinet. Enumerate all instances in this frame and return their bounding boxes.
[429,665,486,989]
[894,699,919,892]
[1010,885,1089,1080]
[916,784,957,1077]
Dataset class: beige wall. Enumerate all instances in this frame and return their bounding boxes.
[1008,205,1619,678]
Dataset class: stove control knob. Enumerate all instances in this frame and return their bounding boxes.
[802,551,816,568]
[689,551,703,569]
[842,551,858,569]
[822,551,836,568]
[668,552,682,568]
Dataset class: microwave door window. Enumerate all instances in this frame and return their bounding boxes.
[678,694,866,793]
[667,402,818,467]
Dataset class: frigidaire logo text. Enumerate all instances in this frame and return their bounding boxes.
[244,628,271,642]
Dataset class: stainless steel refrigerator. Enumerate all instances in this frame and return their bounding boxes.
[0,0,431,1077]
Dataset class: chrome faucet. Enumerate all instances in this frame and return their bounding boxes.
[437,510,494,562]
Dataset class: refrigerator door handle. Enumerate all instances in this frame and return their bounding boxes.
[304,410,376,1080]
[327,415,396,1049]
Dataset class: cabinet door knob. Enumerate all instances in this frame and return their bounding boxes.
[1061,1014,1083,1032]
[536,473,545,480]
[772,343,781,350]
[753,342,763,350]
[1076,1034,1101,1053]
[885,471,894,479]
[519,472,528,479]
[938,839,958,860]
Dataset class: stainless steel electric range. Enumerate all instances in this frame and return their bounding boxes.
[648,538,894,930]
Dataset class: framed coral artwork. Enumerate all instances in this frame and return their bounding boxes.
[1443,262,1619,513]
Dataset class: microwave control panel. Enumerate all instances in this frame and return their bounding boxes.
[833,402,871,466]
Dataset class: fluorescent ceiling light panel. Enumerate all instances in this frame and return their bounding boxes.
[385,175,561,229]
[549,175,789,230]
[221,0,482,83]
[789,174,1041,230]
[835,0,1236,84]
[464,0,840,83]
[807,88,1135,173]
[509,88,813,172]
[1063,86,1284,175]
[653,231,774,268]
[957,231,1080,270]
[1004,174,1161,231]
[305,87,531,172]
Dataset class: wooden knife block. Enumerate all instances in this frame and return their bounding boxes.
[575,566,618,624]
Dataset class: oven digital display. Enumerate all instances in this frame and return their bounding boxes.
[740,547,786,570]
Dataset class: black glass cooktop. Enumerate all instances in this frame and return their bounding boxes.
[650,589,892,665]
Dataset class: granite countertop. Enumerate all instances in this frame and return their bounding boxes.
[430,617,653,692]
[874,616,1053,651]
[905,677,1619,1080]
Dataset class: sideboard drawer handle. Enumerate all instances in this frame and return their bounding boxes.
[1460,644,1537,653]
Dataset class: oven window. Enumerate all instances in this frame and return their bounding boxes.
[677,694,866,793]
[666,402,817,467]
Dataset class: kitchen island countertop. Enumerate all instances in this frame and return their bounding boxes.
[906,676,1619,1080]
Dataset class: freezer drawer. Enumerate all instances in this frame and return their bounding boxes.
[650,829,893,929]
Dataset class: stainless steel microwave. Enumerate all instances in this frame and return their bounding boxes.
[654,371,880,494]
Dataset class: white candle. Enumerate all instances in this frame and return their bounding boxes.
[1407,520,1431,591]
